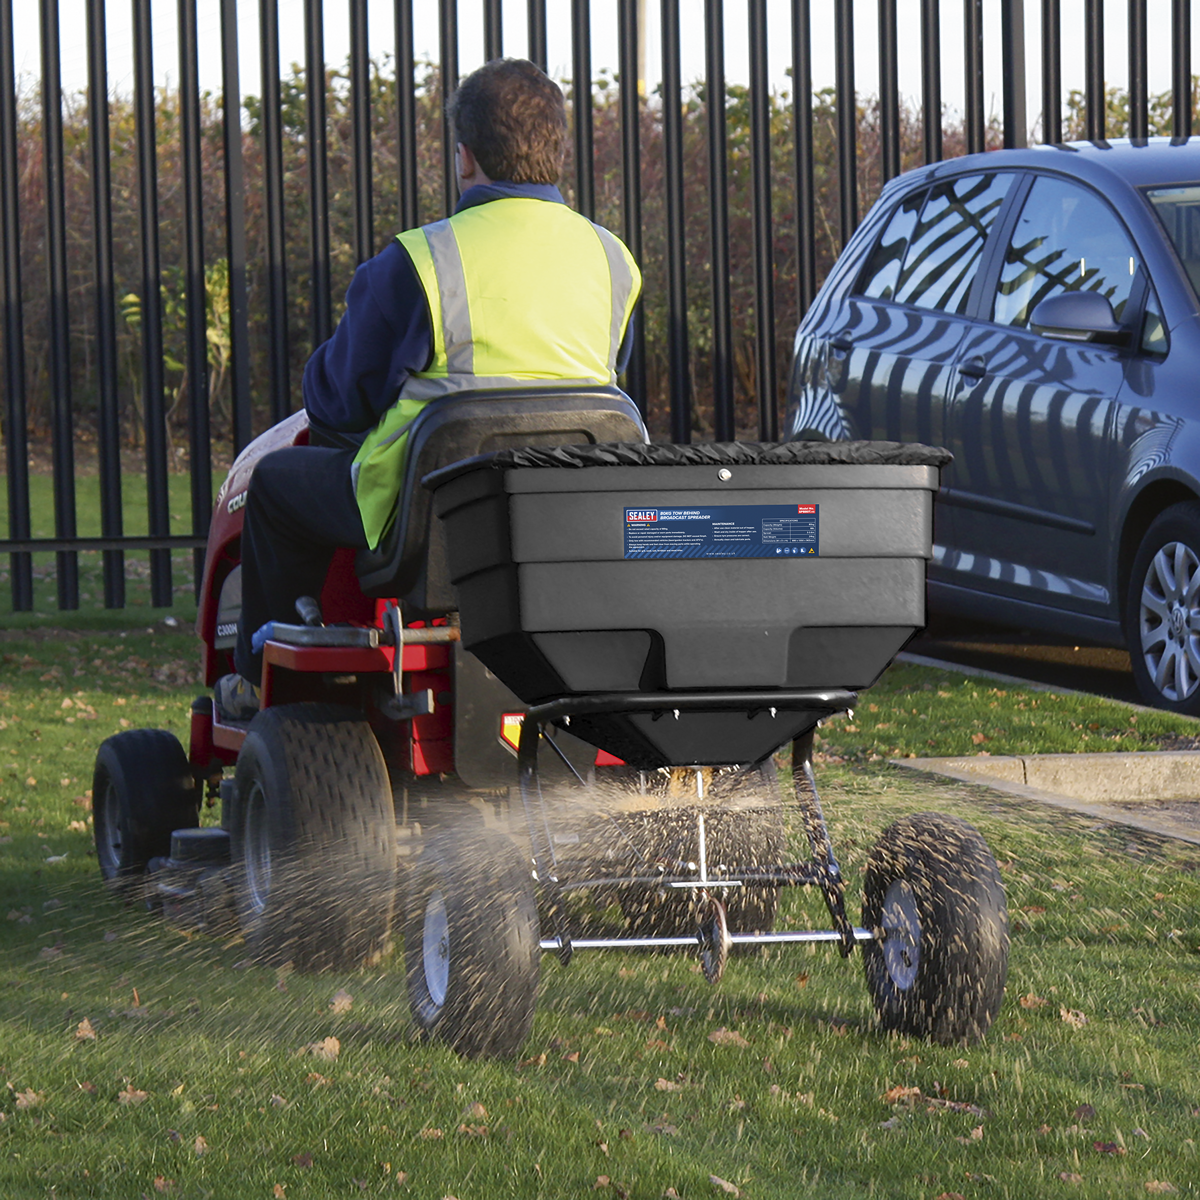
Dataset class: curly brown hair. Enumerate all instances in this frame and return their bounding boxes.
[447,58,567,185]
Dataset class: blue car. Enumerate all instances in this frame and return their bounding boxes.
[785,137,1200,714]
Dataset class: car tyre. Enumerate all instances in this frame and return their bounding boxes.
[234,704,395,971]
[861,812,1008,1045]
[1127,502,1200,714]
[92,730,200,894]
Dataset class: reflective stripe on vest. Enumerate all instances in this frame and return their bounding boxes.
[351,199,641,549]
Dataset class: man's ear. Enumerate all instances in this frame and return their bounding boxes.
[456,142,478,181]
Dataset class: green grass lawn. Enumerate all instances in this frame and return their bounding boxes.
[3,629,1200,1197]
[1,471,225,629]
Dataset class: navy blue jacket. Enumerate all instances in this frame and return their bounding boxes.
[302,182,634,433]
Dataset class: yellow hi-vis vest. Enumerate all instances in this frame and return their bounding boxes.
[351,197,641,549]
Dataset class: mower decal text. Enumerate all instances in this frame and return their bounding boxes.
[227,490,247,514]
[623,503,820,559]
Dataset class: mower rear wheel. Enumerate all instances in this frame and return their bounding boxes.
[617,762,785,939]
[404,821,540,1059]
[861,812,1009,1044]
[233,704,395,971]
[92,730,200,894]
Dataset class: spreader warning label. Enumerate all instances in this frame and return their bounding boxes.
[624,503,819,559]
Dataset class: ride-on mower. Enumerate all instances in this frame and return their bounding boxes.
[92,387,1009,1058]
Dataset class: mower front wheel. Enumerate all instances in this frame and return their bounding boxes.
[233,704,395,971]
[92,730,200,894]
[404,821,540,1059]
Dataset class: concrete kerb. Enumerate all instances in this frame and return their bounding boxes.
[891,651,1200,846]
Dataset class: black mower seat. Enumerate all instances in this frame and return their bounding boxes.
[354,386,647,611]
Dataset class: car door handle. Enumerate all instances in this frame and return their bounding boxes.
[829,335,853,354]
[959,356,987,380]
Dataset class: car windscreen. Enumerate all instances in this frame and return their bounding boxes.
[1145,185,1200,298]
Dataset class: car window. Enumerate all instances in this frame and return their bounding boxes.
[891,173,1013,314]
[993,175,1140,328]
[857,190,925,301]
[1141,284,1169,355]
[1145,184,1200,298]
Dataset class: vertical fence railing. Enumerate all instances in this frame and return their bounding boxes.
[351,0,374,264]
[220,0,252,454]
[705,0,733,442]
[749,0,776,441]
[793,0,815,313]
[86,0,123,608]
[179,0,212,591]
[0,0,31,610]
[41,0,79,610]
[307,0,332,346]
[4,0,1197,611]
[660,0,690,443]
[921,0,941,164]
[617,0,646,413]
[134,0,172,607]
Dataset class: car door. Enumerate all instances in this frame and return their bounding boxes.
[942,173,1142,619]
[814,172,1015,576]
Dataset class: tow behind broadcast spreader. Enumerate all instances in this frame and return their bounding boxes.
[91,387,1009,1058]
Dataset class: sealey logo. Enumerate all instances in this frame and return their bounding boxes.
[626,509,658,521]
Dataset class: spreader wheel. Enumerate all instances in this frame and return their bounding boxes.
[404,821,540,1059]
[93,730,200,893]
[862,812,1008,1045]
[233,704,395,971]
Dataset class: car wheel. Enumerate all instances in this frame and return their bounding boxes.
[861,812,1008,1045]
[92,730,200,893]
[404,821,541,1059]
[1127,502,1200,714]
[233,704,395,971]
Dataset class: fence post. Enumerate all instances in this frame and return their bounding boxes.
[1002,0,1028,147]
[41,0,79,609]
[179,0,212,596]
[0,0,31,610]
[87,0,125,608]
[705,0,733,440]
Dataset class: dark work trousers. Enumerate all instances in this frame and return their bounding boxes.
[233,445,369,685]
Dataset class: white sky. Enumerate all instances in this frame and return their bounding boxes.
[7,0,1198,141]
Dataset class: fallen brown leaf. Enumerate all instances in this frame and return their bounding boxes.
[594,1177,611,1190]
[152,1177,174,1193]
[117,1087,148,1106]
[1073,1103,1096,1123]
[1093,1141,1126,1155]
[329,989,353,1015]
[1060,1007,1088,1028]
[273,1186,286,1199]
[74,1018,97,1041]
[456,1124,488,1137]
[884,1085,922,1104]
[1145,1184,1178,1195]
[1059,1173,1083,1184]
[708,1028,750,1047]
[306,1036,340,1061]
[1019,993,1048,1009]
[419,1128,444,1140]
[291,1153,313,1169]
[193,1135,208,1157]
[654,1078,682,1092]
[709,1176,740,1197]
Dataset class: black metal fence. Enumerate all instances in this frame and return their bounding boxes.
[1,0,1196,612]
